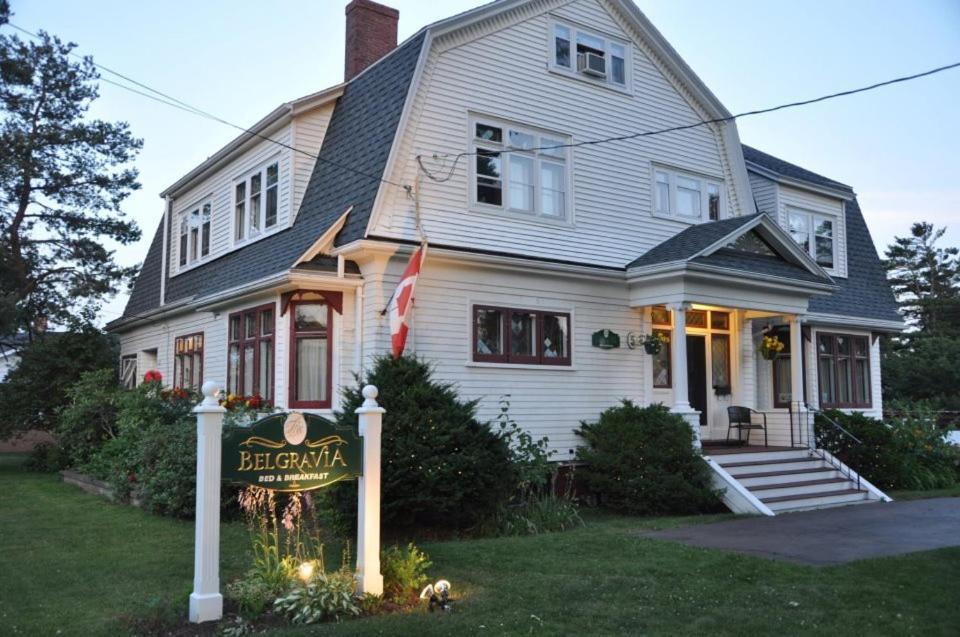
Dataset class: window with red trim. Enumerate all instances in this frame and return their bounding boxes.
[817,333,871,408]
[289,301,334,408]
[227,305,274,403]
[472,305,571,365]
[174,333,204,390]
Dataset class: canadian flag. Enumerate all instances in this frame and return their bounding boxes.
[388,245,426,359]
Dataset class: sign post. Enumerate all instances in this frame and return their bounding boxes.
[189,381,226,623]
[355,385,384,596]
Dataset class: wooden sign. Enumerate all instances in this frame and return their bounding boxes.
[591,329,621,349]
[222,412,362,491]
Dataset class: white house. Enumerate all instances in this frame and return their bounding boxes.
[108,0,903,514]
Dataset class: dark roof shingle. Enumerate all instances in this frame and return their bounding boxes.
[742,145,853,193]
[627,214,762,269]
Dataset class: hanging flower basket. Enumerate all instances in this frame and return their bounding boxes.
[760,334,785,360]
[641,332,668,355]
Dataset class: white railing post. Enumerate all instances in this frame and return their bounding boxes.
[355,385,384,596]
[189,381,225,623]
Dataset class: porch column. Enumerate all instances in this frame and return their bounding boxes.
[789,315,805,411]
[668,303,700,449]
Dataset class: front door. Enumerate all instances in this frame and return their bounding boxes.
[686,335,708,428]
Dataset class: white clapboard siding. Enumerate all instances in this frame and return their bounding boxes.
[748,172,778,216]
[168,127,294,279]
[291,104,335,221]
[367,257,646,456]
[373,0,744,268]
[776,185,848,279]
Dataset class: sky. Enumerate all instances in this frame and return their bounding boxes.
[6,0,960,326]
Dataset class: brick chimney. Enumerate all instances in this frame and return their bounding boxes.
[344,0,399,82]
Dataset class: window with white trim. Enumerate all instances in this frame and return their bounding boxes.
[233,160,280,243]
[551,20,629,89]
[788,208,835,269]
[177,201,212,269]
[471,118,570,221]
[652,167,723,222]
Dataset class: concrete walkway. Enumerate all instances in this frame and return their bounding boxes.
[645,498,960,566]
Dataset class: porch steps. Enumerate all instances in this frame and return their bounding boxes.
[704,446,887,514]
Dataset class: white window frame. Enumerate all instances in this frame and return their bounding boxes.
[548,17,632,93]
[787,207,837,272]
[468,115,572,225]
[232,156,282,246]
[176,198,213,272]
[650,165,724,224]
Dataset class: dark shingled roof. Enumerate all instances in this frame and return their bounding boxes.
[627,213,762,269]
[807,197,901,322]
[121,218,165,318]
[742,145,853,193]
[116,32,424,323]
[691,249,831,285]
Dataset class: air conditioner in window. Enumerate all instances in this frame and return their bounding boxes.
[577,51,606,78]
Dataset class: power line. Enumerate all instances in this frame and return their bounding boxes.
[417,60,960,183]
[4,22,413,194]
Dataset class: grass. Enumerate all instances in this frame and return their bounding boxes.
[2,453,959,636]
[889,483,960,500]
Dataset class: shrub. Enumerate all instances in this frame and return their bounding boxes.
[0,329,117,439]
[816,409,959,490]
[55,368,122,468]
[575,401,721,515]
[225,576,275,620]
[25,441,67,472]
[327,355,516,531]
[381,543,432,604]
[490,396,554,497]
[272,571,360,624]
[488,492,584,536]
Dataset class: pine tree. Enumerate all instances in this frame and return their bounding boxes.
[0,5,142,335]
[883,222,960,335]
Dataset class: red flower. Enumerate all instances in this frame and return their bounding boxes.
[143,370,162,383]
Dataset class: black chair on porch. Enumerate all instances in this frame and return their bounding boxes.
[726,406,768,447]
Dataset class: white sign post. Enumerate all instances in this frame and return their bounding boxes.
[190,381,226,623]
[354,385,384,596]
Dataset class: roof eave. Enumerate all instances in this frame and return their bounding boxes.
[744,160,855,201]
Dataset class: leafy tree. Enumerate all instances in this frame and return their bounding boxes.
[882,336,960,412]
[0,329,117,438]
[0,9,141,335]
[883,222,960,335]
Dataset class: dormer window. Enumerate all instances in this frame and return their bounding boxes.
[551,20,629,90]
[233,159,280,244]
[178,201,211,269]
[788,208,835,269]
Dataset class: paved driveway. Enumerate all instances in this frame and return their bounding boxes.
[645,497,960,566]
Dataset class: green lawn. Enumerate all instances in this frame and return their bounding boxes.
[2,454,959,636]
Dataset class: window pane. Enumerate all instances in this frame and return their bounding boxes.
[676,177,701,217]
[182,354,193,390]
[265,185,278,227]
[235,183,246,241]
[655,171,670,214]
[710,311,729,330]
[475,123,502,143]
[651,306,671,326]
[229,316,241,341]
[854,337,868,357]
[295,303,328,332]
[555,25,571,67]
[815,235,834,267]
[708,184,720,221]
[295,337,328,402]
[476,150,502,206]
[245,313,257,338]
[818,355,835,405]
[508,155,534,211]
[576,32,605,54]
[855,357,870,405]
[249,193,261,232]
[259,340,273,402]
[266,163,278,186]
[201,221,210,256]
[836,335,850,356]
[190,228,198,261]
[610,43,625,85]
[228,344,240,395]
[686,310,707,328]
[542,314,568,359]
[510,311,536,357]
[837,356,852,403]
[774,357,792,405]
[243,345,255,396]
[540,162,565,218]
[508,130,535,150]
[789,212,809,252]
[179,233,187,266]
[814,217,833,237]
[250,173,261,195]
[711,334,729,387]
[540,137,565,158]
[475,308,503,356]
[652,328,670,387]
[260,308,274,335]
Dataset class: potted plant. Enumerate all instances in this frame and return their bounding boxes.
[641,332,669,355]
[713,385,732,397]
[760,334,785,360]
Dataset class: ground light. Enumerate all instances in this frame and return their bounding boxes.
[297,561,314,583]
